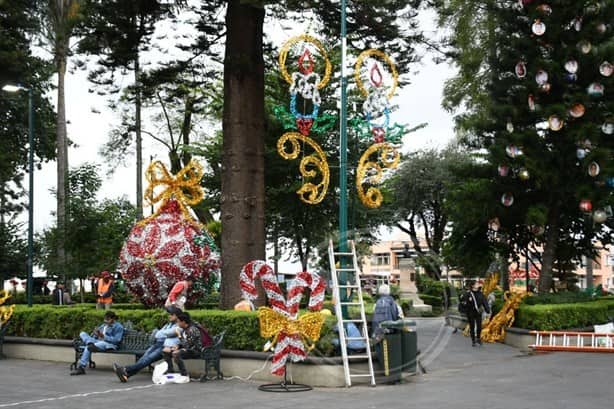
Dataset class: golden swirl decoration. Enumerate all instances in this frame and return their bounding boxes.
[279,34,332,90]
[139,160,204,226]
[277,132,330,205]
[258,306,325,352]
[482,272,500,298]
[480,291,528,343]
[354,49,398,99]
[356,143,400,208]
[0,290,15,328]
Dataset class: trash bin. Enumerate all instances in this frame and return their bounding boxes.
[380,319,418,374]
[377,321,403,383]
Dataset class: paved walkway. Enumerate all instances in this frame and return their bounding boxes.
[1,318,612,409]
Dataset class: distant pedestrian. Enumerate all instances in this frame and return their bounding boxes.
[52,282,73,306]
[371,284,400,339]
[462,280,491,347]
[96,271,114,310]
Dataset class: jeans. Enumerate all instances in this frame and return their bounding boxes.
[163,349,200,376]
[124,340,164,377]
[78,332,118,368]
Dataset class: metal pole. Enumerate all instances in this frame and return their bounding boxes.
[339,0,348,253]
[27,88,34,307]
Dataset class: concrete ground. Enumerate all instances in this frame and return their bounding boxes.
[1,318,612,409]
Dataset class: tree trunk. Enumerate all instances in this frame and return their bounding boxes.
[56,51,69,278]
[135,57,143,220]
[219,1,265,309]
[539,204,560,293]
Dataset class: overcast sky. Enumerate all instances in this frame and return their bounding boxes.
[26,7,457,255]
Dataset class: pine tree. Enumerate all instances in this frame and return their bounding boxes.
[442,0,614,291]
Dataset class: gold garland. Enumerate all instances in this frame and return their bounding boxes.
[139,160,205,227]
[482,272,500,298]
[481,291,528,343]
[277,132,330,205]
[0,290,15,328]
[258,307,325,351]
[279,34,332,90]
[356,143,400,208]
[354,49,398,99]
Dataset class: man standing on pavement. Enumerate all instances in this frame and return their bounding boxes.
[112,306,181,382]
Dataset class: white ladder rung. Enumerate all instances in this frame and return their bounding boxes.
[337,285,360,289]
[339,302,363,306]
[334,252,353,256]
[350,373,374,377]
[336,268,356,272]
[345,336,367,341]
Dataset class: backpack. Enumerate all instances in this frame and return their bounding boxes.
[458,292,470,314]
[195,323,213,348]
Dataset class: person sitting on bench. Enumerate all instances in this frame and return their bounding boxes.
[70,311,124,376]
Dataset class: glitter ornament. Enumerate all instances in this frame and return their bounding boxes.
[564,60,578,74]
[587,82,604,97]
[600,61,613,77]
[579,199,592,213]
[498,165,510,177]
[532,19,546,36]
[569,103,585,118]
[593,210,607,223]
[515,62,527,78]
[501,193,514,207]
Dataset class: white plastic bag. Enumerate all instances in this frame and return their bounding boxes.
[152,362,190,384]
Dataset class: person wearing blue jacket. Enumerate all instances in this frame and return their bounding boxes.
[112,306,181,382]
[70,311,124,375]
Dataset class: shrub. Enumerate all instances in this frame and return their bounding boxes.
[515,299,614,330]
[5,305,338,356]
[522,291,594,305]
[418,294,443,307]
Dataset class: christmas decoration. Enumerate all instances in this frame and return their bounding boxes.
[240,260,326,376]
[0,290,15,329]
[579,199,592,213]
[353,49,404,208]
[119,161,220,307]
[275,34,333,205]
[593,210,608,223]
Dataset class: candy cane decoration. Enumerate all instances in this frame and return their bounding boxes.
[239,260,326,376]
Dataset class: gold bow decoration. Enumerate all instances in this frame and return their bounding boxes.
[139,160,205,226]
[258,306,325,352]
[356,143,400,208]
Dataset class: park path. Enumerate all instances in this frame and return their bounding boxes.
[1,318,612,409]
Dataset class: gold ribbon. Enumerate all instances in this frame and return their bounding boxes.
[139,160,204,226]
[258,307,325,352]
[356,143,400,208]
[0,290,15,327]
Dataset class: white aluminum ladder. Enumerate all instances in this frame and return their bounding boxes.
[529,330,614,352]
[328,239,376,387]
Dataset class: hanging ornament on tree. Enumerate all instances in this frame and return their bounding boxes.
[518,168,530,181]
[576,148,587,160]
[506,145,523,158]
[569,103,585,118]
[587,82,604,97]
[600,61,613,77]
[548,115,563,131]
[501,193,514,207]
[498,165,510,177]
[532,19,546,36]
[506,120,514,133]
[535,69,548,84]
[564,59,578,74]
[119,160,220,307]
[588,162,600,177]
[515,62,527,78]
[528,94,536,111]
[579,199,592,213]
[593,210,607,223]
[602,121,614,135]
[572,17,583,32]
[536,4,552,15]
[577,40,592,54]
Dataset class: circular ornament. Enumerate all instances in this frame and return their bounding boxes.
[576,148,587,160]
[564,60,578,74]
[501,193,514,207]
[528,94,536,111]
[506,121,514,133]
[602,121,614,135]
[578,41,592,54]
[506,145,523,158]
[539,83,551,93]
[593,210,607,223]
[532,19,546,36]
[595,23,607,34]
[548,115,563,131]
[498,165,510,177]
[515,62,527,78]
[579,199,592,213]
[588,162,600,177]
[535,69,548,85]
[518,168,530,181]
[573,17,583,31]
[536,4,552,15]
[600,61,612,77]
[587,82,604,97]
[569,103,585,118]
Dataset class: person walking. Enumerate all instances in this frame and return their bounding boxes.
[96,271,114,310]
[463,280,491,347]
[112,306,181,382]
[70,311,124,375]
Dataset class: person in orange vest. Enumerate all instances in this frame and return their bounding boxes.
[96,271,115,310]
[164,277,194,311]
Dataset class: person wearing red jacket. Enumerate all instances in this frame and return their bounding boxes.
[164,278,194,310]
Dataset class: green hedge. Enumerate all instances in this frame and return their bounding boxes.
[5,305,338,357]
[515,299,614,330]
[418,294,443,307]
[522,291,594,305]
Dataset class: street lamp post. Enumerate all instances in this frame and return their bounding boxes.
[2,84,34,307]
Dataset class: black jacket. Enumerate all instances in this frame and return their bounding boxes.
[463,290,490,316]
